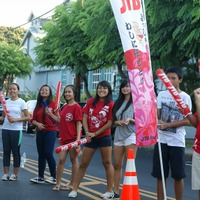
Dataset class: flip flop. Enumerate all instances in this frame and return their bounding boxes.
[52,185,60,191]
[60,185,73,191]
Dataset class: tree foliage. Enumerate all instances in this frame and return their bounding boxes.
[0,43,32,89]
[0,26,32,90]
[0,26,26,45]
[34,0,127,99]
[34,0,199,97]
[146,0,200,93]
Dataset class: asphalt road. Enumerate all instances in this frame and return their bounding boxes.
[0,129,198,200]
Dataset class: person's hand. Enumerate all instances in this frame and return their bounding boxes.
[37,122,45,130]
[45,107,52,115]
[116,120,127,126]
[123,118,134,125]
[7,116,14,123]
[157,120,168,130]
[86,131,95,139]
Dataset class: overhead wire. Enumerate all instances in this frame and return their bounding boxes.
[14,1,67,29]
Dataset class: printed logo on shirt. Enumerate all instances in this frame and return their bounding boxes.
[65,113,73,121]
[160,103,183,133]
[89,105,110,129]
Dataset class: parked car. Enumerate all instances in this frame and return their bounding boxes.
[24,100,37,133]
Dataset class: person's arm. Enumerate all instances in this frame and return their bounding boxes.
[76,120,82,141]
[186,114,198,127]
[157,109,161,120]
[8,109,30,122]
[83,113,112,138]
[0,111,5,121]
[194,88,200,122]
[158,108,190,130]
[46,108,60,123]
[94,120,112,137]
[115,118,135,126]
[32,120,45,130]
[83,113,90,136]
[159,118,190,130]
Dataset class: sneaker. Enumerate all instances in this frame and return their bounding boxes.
[68,190,78,198]
[103,192,120,200]
[2,174,9,181]
[113,193,120,200]
[45,177,56,184]
[9,174,17,181]
[101,192,114,199]
[30,177,45,184]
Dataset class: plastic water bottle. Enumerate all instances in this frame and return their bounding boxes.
[21,152,26,168]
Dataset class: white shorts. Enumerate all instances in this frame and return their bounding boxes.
[192,151,200,190]
[114,133,136,146]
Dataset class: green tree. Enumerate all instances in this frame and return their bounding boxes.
[0,26,26,45]
[0,43,32,90]
[146,0,200,93]
[34,0,127,100]
[34,3,92,101]
[79,0,126,78]
[34,0,199,98]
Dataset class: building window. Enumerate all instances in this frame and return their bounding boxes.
[92,69,101,90]
[104,68,112,82]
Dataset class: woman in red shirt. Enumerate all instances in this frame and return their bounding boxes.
[68,80,114,199]
[52,85,82,191]
[30,85,58,184]
[186,88,200,200]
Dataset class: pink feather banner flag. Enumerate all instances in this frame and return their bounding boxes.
[109,0,157,146]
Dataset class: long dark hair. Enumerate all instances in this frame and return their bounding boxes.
[93,80,112,107]
[35,84,53,111]
[112,79,132,122]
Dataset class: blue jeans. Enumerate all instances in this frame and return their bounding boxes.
[36,130,57,179]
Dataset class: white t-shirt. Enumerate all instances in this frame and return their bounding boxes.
[2,98,27,130]
[157,90,192,147]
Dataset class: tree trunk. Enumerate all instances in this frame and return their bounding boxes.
[74,74,81,102]
[117,63,128,79]
[81,75,92,99]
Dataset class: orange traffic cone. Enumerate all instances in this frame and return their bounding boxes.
[120,149,140,200]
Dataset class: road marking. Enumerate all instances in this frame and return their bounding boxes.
[0,152,176,200]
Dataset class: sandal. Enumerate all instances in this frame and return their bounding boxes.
[60,185,73,191]
[52,185,60,191]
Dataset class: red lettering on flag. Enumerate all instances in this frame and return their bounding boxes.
[120,0,141,14]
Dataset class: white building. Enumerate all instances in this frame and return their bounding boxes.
[16,12,74,98]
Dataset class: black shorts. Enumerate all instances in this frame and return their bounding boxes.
[84,136,112,149]
[151,143,186,180]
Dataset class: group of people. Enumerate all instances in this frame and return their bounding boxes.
[0,66,199,200]
[0,79,136,200]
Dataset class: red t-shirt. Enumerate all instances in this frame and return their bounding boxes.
[193,112,200,154]
[82,98,114,138]
[59,103,82,145]
[32,101,58,131]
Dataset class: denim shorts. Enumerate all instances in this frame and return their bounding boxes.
[85,136,112,149]
[151,143,186,180]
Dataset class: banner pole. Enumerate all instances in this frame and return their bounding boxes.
[157,130,167,200]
